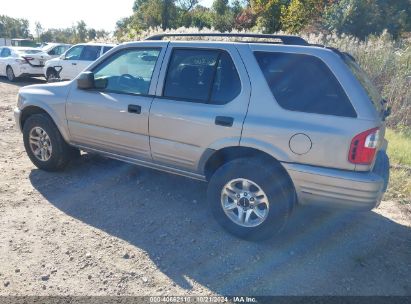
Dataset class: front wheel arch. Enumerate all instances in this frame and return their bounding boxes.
[20,105,71,143]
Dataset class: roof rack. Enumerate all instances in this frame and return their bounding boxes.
[145,33,309,46]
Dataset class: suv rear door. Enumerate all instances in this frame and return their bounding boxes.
[149,43,251,172]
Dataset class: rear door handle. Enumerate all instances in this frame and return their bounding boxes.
[215,116,234,127]
[72,62,77,65]
[128,104,142,114]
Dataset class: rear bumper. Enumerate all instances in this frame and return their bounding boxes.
[14,65,45,78]
[283,151,390,210]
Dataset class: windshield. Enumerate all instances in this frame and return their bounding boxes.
[342,53,384,114]
[42,44,56,52]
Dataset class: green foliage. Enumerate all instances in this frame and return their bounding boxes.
[0,15,31,38]
[323,0,411,39]
[39,21,109,44]
[281,0,328,33]
[252,0,284,33]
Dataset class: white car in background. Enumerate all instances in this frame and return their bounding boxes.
[44,43,115,82]
[42,43,72,59]
[0,46,51,81]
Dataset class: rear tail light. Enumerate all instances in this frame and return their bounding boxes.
[349,127,380,165]
[22,56,34,61]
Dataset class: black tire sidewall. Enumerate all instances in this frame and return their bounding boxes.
[23,114,70,171]
[207,158,295,241]
[47,69,58,82]
[6,66,15,82]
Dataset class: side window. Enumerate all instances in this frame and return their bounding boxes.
[254,52,357,117]
[93,48,161,95]
[163,49,241,104]
[102,46,113,54]
[65,45,84,60]
[48,48,56,55]
[211,52,241,105]
[80,46,101,61]
[55,46,66,56]
[1,48,11,57]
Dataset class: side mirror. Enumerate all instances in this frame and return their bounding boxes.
[60,54,66,59]
[77,71,95,90]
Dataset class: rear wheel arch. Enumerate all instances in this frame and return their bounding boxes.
[203,146,293,185]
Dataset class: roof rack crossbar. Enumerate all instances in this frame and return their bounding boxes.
[145,33,309,46]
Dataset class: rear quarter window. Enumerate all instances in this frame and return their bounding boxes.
[254,52,357,118]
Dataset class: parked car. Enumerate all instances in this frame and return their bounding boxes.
[14,33,390,240]
[42,43,72,59]
[0,46,50,81]
[43,43,115,82]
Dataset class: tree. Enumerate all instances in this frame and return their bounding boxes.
[0,15,31,38]
[212,0,234,32]
[34,22,44,41]
[280,0,328,33]
[251,0,284,33]
[88,28,97,41]
[322,0,411,39]
[76,20,88,42]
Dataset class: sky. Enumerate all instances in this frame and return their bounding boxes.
[2,0,214,35]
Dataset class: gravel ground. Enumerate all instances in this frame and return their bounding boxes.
[0,77,410,296]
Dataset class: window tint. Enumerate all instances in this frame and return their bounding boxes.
[65,45,84,60]
[211,52,241,105]
[254,52,357,117]
[342,53,383,114]
[102,46,113,54]
[80,46,101,61]
[163,49,241,104]
[93,48,160,95]
[1,48,11,57]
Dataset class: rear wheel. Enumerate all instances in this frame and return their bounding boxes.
[6,66,16,82]
[23,114,75,171]
[207,157,295,241]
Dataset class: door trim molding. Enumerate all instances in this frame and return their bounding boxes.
[72,143,207,182]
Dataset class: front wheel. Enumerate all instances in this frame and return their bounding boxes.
[46,69,59,82]
[207,158,295,241]
[23,114,76,171]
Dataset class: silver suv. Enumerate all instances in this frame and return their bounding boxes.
[14,33,390,240]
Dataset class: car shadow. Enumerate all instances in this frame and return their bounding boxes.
[29,154,411,295]
[0,76,46,87]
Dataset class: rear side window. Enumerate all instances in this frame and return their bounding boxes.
[163,49,241,104]
[342,54,383,114]
[254,52,357,118]
[80,46,101,61]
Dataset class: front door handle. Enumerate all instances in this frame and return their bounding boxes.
[215,116,234,127]
[72,62,77,66]
[128,104,142,114]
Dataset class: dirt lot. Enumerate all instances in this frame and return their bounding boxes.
[0,78,410,296]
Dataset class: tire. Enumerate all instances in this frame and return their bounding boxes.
[46,69,59,82]
[207,157,295,241]
[23,114,74,171]
[6,66,16,82]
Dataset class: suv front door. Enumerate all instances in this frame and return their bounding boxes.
[66,44,167,160]
[60,45,84,80]
[149,43,251,173]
